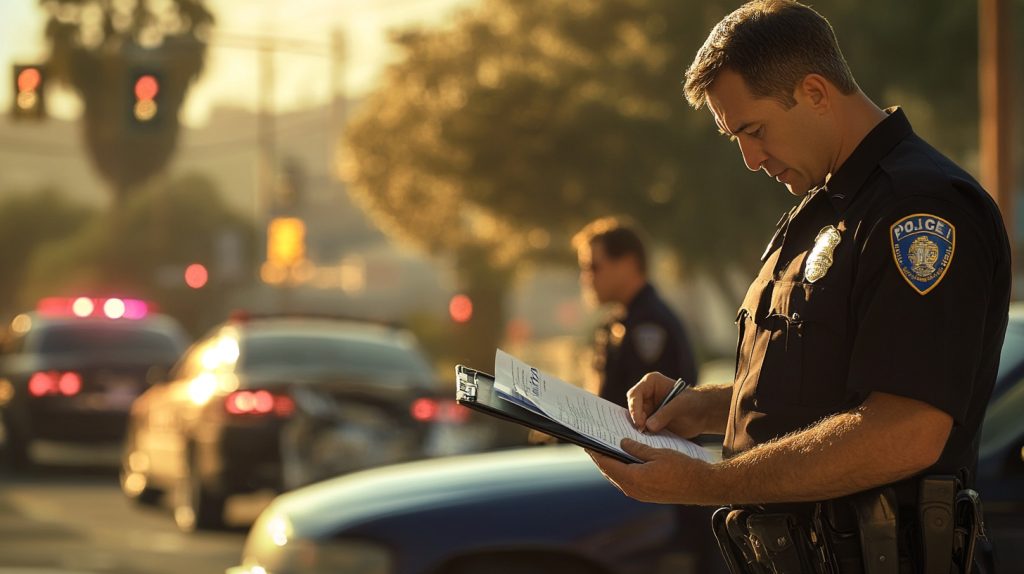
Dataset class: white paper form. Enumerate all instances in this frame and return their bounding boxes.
[495,349,714,463]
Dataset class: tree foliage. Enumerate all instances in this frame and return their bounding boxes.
[0,189,96,318]
[42,0,213,201]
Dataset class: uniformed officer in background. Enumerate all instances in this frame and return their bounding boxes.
[572,217,698,408]
[586,2,1010,573]
[574,217,723,573]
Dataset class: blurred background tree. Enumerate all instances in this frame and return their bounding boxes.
[42,0,213,203]
[0,189,97,318]
[342,0,987,369]
[18,173,257,336]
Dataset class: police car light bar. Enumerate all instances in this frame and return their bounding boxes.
[37,297,150,320]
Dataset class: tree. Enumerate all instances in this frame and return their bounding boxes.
[19,173,257,336]
[0,189,96,318]
[42,0,214,202]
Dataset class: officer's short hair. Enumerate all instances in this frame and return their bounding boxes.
[572,217,647,275]
[683,0,858,109]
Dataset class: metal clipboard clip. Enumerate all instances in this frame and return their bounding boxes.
[455,365,479,402]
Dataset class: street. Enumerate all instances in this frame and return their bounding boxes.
[0,444,271,574]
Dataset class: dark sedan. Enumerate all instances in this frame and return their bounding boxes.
[0,297,188,468]
[121,315,480,532]
[229,309,1024,574]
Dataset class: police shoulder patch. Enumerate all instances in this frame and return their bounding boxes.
[890,213,955,295]
[633,323,666,364]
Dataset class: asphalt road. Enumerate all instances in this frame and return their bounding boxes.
[0,443,273,574]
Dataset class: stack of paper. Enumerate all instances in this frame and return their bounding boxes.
[494,349,714,463]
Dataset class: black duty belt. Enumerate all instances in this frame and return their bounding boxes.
[710,476,992,574]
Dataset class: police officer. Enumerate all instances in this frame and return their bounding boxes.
[573,217,698,408]
[586,2,1010,573]
[575,217,723,572]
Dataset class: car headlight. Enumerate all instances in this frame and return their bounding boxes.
[232,513,392,574]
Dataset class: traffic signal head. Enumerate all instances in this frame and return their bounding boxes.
[11,64,46,120]
[266,217,307,268]
[129,70,162,126]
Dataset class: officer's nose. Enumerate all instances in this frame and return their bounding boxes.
[737,137,768,172]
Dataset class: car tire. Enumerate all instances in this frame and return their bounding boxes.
[0,416,32,472]
[120,424,162,506]
[438,553,605,574]
[174,448,226,532]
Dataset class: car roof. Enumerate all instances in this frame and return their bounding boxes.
[20,311,185,332]
[223,317,416,347]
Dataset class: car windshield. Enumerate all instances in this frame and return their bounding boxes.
[238,332,434,384]
[36,324,183,358]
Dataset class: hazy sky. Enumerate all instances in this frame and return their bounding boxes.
[0,0,479,126]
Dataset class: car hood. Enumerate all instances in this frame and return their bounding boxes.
[265,445,610,539]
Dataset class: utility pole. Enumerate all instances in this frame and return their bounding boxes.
[257,41,277,228]
[979,0,1015,253]
[330,29,347,178]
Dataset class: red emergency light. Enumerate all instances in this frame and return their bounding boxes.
[36,297,151,320]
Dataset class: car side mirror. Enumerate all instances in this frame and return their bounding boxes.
[145,365,170,385]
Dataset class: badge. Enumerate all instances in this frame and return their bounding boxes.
[890,213,955,295]
[633,323,666,364]
[804,226,842,283]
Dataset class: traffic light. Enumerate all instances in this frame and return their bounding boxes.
[266,217,307,269]
[129,70,162,126]
[11,64,46,120]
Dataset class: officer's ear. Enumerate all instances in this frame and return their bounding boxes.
[795,73,831,113]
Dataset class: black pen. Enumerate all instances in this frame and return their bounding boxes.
[653,377,691,415]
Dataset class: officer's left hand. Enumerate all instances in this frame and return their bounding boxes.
[586,438,714,505]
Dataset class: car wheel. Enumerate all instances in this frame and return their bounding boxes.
[173,448,226,532]
[120,427,161,506]
[0,415,32,472]
[438,553,605,574]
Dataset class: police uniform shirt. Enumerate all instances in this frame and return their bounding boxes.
[725,108,1011,483]
[595,283,699,408]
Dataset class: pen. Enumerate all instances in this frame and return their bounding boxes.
[653,377,691,415]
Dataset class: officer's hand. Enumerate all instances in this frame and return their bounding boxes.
[627,372,703,438]
[586,439,713,505]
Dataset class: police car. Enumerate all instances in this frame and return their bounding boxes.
[0,297,189,468]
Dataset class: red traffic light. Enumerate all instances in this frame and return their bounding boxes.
[130,71,161,123]
[134,75,159,100]
[11,64,46,120]
[17,68,41,92]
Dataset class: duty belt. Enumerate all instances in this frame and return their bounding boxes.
[710,476,992,574]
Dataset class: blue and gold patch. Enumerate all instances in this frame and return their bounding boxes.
[890,213,955,295]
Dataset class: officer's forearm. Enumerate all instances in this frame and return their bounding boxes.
[693,383,732,435]
[704,391,952,504]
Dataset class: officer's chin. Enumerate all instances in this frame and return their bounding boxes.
[786,181,811,197]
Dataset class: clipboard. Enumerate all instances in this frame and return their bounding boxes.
[455,364,639,464]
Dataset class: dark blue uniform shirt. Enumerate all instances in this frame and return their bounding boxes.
[725,108,1011,485]
[594,283,699,408]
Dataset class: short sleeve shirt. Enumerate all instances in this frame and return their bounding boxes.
[724,108,1011,482]
[594,283,699,408]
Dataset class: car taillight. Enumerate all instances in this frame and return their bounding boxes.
[410,398,470,424]
[224,390,294,417]
[28,371,82,397]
